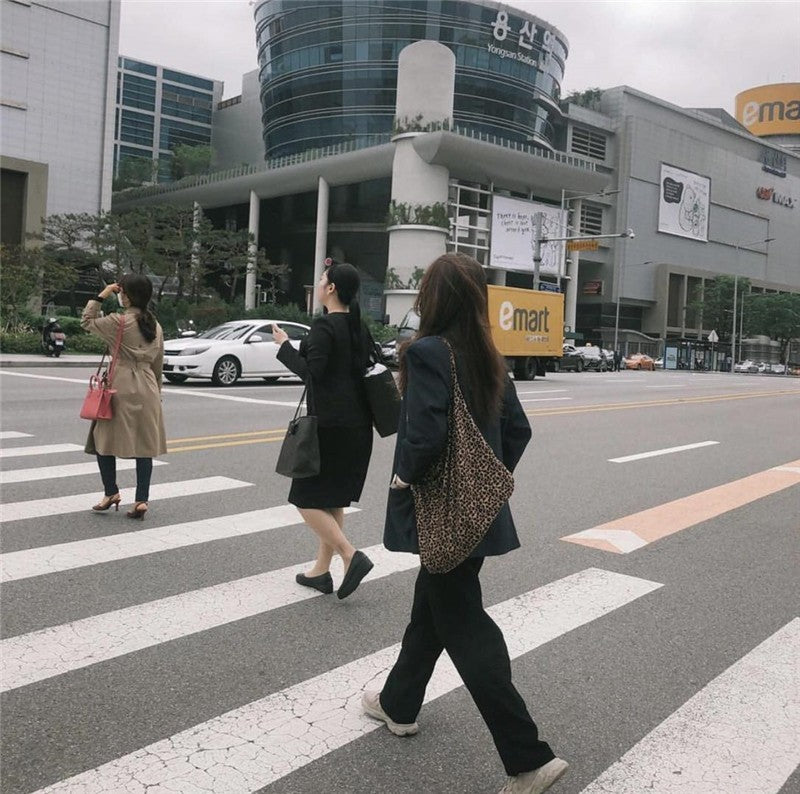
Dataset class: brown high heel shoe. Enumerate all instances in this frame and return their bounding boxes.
[126,502,148,520]
[92,493,121,512]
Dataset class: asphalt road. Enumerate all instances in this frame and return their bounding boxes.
[1,365,798,794]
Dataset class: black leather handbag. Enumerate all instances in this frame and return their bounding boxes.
[275,386,320,478]
[364,332,401,437]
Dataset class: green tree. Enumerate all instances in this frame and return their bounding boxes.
[170,144,213,180]
[747,292,800,363]
[688,275,752,343]
[564,87,603,110]
[113,156,158,191]
[0,244,77,330]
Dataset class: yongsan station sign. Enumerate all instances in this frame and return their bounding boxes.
[488,8,556,69]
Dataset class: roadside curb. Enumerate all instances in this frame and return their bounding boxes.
[0,357,97,368]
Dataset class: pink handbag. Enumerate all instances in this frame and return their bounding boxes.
[80,316,124,421]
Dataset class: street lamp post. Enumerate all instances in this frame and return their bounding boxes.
[613,260,652,354]
[729,237,774,374]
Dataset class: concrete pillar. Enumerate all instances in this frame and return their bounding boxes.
[312,176,329,314]
[385,41,455,324]
[564,200,581,338]
[246,190,259,311]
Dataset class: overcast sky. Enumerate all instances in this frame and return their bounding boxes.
[119,0,800,114]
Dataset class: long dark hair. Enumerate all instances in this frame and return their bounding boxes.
[325,262,365,375]
[119,273,157,343]
[399,253,506,424]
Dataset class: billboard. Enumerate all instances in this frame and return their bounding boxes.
[657,164,711,242]
[489,195,567,274]
[735,83,800,137]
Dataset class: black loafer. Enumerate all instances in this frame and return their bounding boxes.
[337,551,374,599]
[295,571,334,594]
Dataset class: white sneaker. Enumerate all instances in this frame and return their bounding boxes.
[499,758,569,794]
[361,690,418,736]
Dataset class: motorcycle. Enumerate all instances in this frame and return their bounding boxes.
[42,319,67,357]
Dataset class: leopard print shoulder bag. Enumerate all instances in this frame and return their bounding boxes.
[411,339,514,574]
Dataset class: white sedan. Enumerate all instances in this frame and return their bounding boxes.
[162,319,309,386]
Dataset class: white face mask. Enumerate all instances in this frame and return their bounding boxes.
[116,292,125,308]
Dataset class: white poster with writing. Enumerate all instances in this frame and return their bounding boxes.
[658,163,711,242]
[489,195,567,274]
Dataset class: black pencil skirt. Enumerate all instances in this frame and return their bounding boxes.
[288,424,374,509]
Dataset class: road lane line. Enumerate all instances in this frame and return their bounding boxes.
[515,389,569,395]
[580,618,800,794]
[168,428,286,444]
[0,477,251,523]
[0,505,358,582]
[0,443,84,459]
[30,568,662,792]
[527,389,798,417]
[0,371,86,385]
[0,459,166,485]
[562,458,800,553]
[168,436,286,454]
[1,544,421,692]
[0,431,33,440]
[518,397,573,404]
[609,440,719,463]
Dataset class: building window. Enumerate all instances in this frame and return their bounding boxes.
[570,126,606,160]
[159,118,212,151]
[121,74,156,111]
[122,58,157,76]
[119,109,154,147]
[162,69,214,91]
[447,180,491,266]
[161,84,213,125]
[580,203,603,236]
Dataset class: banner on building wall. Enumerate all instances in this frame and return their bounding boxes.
[489,195,567,274]
[657,163,711,242]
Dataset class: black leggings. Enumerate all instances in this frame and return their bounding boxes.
[96,454,153,503]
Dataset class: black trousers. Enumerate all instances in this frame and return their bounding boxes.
[380,557,555,776]
[96,454,152,503]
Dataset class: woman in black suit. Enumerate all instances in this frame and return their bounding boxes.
[273,263,374,600]
[362,254,567,794]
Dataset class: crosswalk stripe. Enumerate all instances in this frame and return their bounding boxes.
[0,443,84,459]
[32,568,661,793]
[580,618,800,793]
[0,431,33,440]
[0,477,251,523]
[0,504,358,583]
[562,458,800,553]
[1,544,419,692]
[0,459,167,486]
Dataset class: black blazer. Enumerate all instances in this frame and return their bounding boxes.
[277,313,372,428]
[383,335,532,558]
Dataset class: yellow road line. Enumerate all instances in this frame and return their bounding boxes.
[562,458,800,553]
[168,436,285,454]
[168,429,285,444]
[527,389,797,417]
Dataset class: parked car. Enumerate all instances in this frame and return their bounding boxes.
[556,344,585,372]
[734,360,758,373]
[162,319,310,386]
[601,349,616,371]
[381,308,420,367]
[575,346,607,372]
[654,357,664,369]
[623,353,655,371]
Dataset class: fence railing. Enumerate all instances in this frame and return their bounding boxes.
[113,127,598,202]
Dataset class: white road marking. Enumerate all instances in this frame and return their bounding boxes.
[645,384,682,388]
[581,618,800,794]
[0,505,358,583]
[609,440,719,463]
[1,544,419,692]
[0,371,87,385]
[0,477,251,523]
[0,431,34,440]
[0,443,84,459]
[161,388,298,407]
[518,397,573,403]
[562,528,649,553]
[0,459,166,486]
[32,568,661,793]
[515,389,569,395]
[773,466,800,474]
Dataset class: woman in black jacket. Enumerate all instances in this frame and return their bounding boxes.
[362,254,567,794]
[273,263,374,600]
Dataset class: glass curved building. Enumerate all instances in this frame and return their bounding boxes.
[254,0,568,158]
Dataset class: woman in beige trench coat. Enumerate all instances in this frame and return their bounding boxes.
[81,274,167,519]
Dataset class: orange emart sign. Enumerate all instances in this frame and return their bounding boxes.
[735,84,800,137]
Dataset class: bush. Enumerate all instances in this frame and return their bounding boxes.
[0,332,41,353]
[66,334,107,354]
[242,303,312,325]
